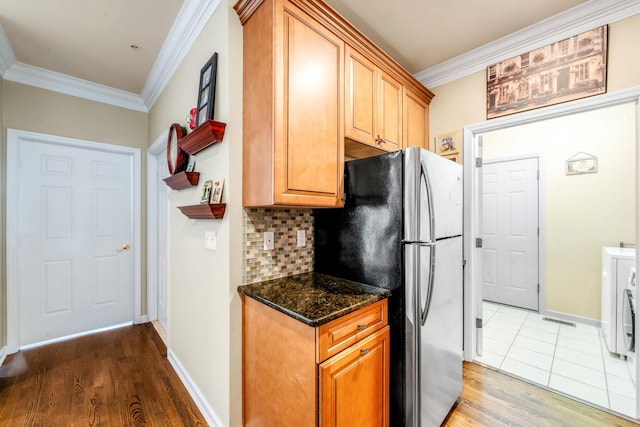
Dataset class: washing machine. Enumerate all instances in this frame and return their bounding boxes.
[602,247,636,357]
[623,267,636,383]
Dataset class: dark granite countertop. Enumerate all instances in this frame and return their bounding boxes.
[238,272,391,327]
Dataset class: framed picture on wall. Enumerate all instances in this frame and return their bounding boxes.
[196,52,218,126]
[435,131,459,155]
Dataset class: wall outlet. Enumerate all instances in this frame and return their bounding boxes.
[297,229,306,247]
[263,231,274,250]
[205,231,217,251]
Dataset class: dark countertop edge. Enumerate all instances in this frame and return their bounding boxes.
[242,291,390,327]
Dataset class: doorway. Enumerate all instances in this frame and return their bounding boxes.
[463,87,640,420]
[6,129,142,351]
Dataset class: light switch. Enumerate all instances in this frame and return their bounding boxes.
[205,231,217,251]
[264,231,274,250]
[297,229,306,247]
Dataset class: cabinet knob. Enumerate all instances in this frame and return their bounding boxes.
[357,323,368,331]
[360,348,370,356]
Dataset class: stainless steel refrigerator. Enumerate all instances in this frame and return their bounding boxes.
[314,147,463,426]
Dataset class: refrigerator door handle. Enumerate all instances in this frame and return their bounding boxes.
[420,243,436,326]
[420,159,436,243]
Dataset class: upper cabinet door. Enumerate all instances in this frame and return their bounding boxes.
[345,46,402,153]
[377,70,402,151]
[345,47,376,144]
[276,8,345,206]
[403,89,430,150]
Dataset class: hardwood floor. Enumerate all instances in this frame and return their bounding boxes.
[444,362,637,427]
[0,323,205,426]
[0,326,636,426]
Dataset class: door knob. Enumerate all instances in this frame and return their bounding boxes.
[117,243,131,252]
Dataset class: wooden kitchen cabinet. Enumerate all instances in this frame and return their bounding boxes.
[403,88,430,150]
[235,0,435,205]
[242,296,389,426]
[319,327,389,426]
[235,0,344,208]
[345,47,402,153]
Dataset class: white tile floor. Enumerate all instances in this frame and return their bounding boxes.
[476,301,637,419]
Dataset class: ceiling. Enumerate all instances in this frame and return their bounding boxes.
[0,0,622,110]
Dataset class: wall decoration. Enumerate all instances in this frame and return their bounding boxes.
[486,25,608,119]
[566,152,598,175]
[211,178,225,203]
[435,131,459,155]
[200,180,213,203]
[196,53,218,126]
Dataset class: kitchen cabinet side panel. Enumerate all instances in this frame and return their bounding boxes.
[243,297,318,426]
[242,0,276,207]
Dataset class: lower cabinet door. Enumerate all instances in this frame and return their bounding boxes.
[319,326,390,427]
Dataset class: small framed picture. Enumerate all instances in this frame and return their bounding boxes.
[211,178,224,204]
[200,180,213,204]
[186,158,196,172]
[435,131,459,155]
[196,53,218,126]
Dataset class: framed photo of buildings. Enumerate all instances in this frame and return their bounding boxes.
[486,25,608,119]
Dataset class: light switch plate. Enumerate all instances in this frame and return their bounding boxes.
[264,231,274,250]
[205,231,217,251]
[297,229,306,247]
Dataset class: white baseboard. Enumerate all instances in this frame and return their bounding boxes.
[167,348,224,427]
[542,309,600,328]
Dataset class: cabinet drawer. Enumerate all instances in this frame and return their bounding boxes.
[317,299,387,362]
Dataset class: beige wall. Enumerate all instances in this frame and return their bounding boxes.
[148,1,243,425]
[0,80,149,345]
[429,14,640,143]
[483,103,636,320]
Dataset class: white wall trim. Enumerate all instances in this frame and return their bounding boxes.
[0,0,222,112]
[146,130,169,325]
[542,310,601,328]
[463,86,640,363]
[6,129,143,352]
[168,349,224,427]
[141,0,222,109]
[3,62,148,112]
[415,0,640,88]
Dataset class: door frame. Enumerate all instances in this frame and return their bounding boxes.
[146,130,169,328]
[482,154,546,314]
[463,86,640,364]
[6,129,142,353]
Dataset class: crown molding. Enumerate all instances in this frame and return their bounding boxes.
[0,0,221,113]
[415,0,640,89]
[141,0,222,109]
[3,62,148,112]
[0,23,16,75]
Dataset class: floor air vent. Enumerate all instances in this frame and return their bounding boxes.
[542,317,576,327]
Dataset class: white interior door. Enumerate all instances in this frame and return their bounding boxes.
[15,135,135,347]
[156,150,169,331]
[482,157,539,310]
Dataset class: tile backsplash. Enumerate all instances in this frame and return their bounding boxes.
[242,208,314,284]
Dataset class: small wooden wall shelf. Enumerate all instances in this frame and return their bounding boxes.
[163,171,200,190]
[179,120,227,155]
[178,203,226,219]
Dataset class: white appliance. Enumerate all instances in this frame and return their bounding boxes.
[314,148,463,426]
[602,247,636,356]
[624,267,636,383]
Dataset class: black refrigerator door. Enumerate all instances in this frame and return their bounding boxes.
[314,150,403,291]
